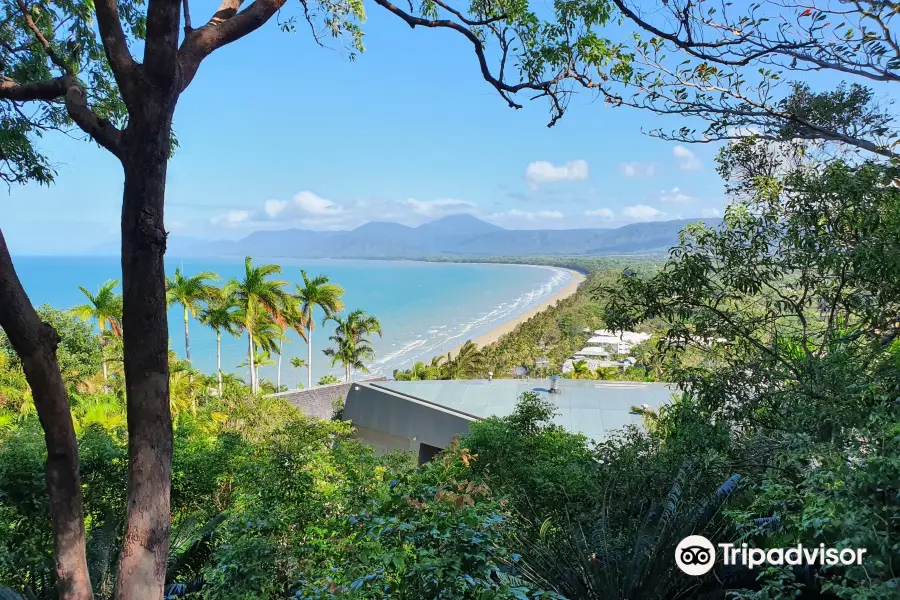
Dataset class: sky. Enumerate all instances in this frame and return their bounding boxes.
[4,3,733,255]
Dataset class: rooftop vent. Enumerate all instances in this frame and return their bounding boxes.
[548,375,561,394]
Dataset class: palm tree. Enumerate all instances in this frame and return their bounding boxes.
[199,293,241,396]
[71,279,123,392]
[295,270,345,389]
[165,268,220,365]
[450,340,483,379]
[323,309,381,382]
[273,298,308,392]
[571,359,592,379]
[290,357,308,388]
[248,311,286,388]
[223,257,290,393]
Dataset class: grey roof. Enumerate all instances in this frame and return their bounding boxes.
[269,377,386,420]
[370,379,676,441]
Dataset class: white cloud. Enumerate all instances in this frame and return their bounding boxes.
[700,208,722,218]
[489,209,564,221]
[261,191,344,221]
[622,205,665,221]
[291,191,343,215]
[584,208,615,220]
[658,186,695,203]
[403,198,478,216]
[620,162,656,178]
[673,145,703,170]
[264,199,288,217]
[524,160,589,189]
[211,210,251,228]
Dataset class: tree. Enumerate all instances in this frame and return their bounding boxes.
[323,309,382,382]
[273,297,307,393]
[224,258,289,394]
[570,359,592,379]
[165,268,220,366]
[601,1,899,157]
[289,357,308,389]
[295,271,344,390]
[601,138,900,595]
[449,340,483,379]
[0,0,623,594]
[70,280,123,392]
[317,373,340,386]
[247,308,286,389]
[198,293,241,397]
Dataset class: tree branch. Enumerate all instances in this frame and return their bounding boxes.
[183,0,193,33]
[178,0,286,91]
[144,0,184,90]
[14,0,72,74]
[0,76,68,101]
[371,0,568,125]
[0,228,94,600]
[62,76,124,158]
[94,0,141,106]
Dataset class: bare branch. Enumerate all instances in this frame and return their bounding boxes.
[612,0,900,84]
[183,0,193,33]
[14,0,72,74]
[430,0,506,27]
[0,76,68,101]
[178,0,286,91]
[371,0,569,126]
[94,0,141,104]
[63,76,124,158]
[144,0,185,89]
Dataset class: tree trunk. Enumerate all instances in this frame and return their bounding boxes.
[346,364,350,382]
[183,306,191,364]
[277,338,283,391]
[216,332,223,397]
[0,229,94,599]
[307,325,312,389]
[102,360,109,394]
[248,330,256,393]
[114,115,174,600]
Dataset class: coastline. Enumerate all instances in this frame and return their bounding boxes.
[447,266,587,357]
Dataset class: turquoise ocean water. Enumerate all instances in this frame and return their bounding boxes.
[11,256,569,387]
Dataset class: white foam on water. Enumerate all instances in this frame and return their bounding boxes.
[374,267,571,374]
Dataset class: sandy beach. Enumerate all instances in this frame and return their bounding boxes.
[448,266,587,356]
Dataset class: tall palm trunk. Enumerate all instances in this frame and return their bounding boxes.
[277,338,283,391]
[248,330,256,393]
[100,331,109,394]
[345,364,351,382]
[216,331,223,397]
[183,306,191,364]
[307,325,313,389]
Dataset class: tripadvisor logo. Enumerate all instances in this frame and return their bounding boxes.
[675,535,867,576]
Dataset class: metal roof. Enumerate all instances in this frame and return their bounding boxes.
[368,379,676,442]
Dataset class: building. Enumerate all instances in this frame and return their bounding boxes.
[343,379,675,463]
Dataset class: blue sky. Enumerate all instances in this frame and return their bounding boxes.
[4,5,730,255]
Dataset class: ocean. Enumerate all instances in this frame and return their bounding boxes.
[11,256,570,387]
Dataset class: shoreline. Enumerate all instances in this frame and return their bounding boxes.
[447,266,587,357]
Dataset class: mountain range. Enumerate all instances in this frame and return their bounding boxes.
[101,214,721,258]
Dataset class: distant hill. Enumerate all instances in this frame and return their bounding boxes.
[90,215,721,258]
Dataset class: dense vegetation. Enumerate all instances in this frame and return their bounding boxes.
[2,1,899,598]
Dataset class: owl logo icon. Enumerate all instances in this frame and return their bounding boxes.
[675,535,716,576]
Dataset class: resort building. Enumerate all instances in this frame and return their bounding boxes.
[341,379,674,463]
[561,329,653,374]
